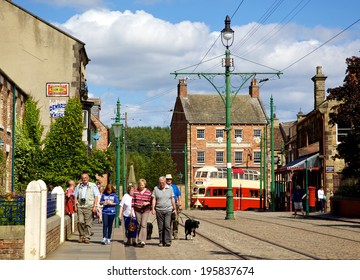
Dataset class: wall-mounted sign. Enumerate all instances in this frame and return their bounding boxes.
[49,100,67,118]
[46,83,69,97]
[326,166,334,173]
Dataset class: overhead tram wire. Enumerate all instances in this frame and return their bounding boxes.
[238,0,312,58]
[232,0,284,53]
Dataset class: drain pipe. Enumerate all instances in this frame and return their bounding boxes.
[11,85,17,193]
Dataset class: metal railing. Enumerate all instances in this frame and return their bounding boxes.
[0,195,25,225]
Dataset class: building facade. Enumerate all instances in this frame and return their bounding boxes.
[277,66,345,212]
[0,69,28,193]
[0,0,90,138]
[170,78,273,204]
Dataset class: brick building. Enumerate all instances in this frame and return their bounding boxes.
[170,78,273,199]
[0,69,28,193]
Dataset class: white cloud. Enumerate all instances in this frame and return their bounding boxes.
[55,9,360,127]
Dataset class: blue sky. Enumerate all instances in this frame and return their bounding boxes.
[12,0,360,127]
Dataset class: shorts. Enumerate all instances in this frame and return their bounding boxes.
[294,202,303,210]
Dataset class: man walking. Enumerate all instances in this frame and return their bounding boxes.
[74,173,99,243]
[152,176,177,247]
[165,174,182,239]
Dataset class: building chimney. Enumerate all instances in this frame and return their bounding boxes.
[249,78,259,98]
[177,78,187,97]
[311,66,327,110]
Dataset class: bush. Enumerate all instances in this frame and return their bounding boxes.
[335,178,360,198]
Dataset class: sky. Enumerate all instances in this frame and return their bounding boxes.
[11,0,360,128]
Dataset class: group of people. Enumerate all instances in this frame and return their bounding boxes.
[291,185,326,218]
[119,174,181,247]
[65,172,182,246]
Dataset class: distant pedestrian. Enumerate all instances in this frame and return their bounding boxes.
[99,184,119,245]
[65,180,76,215]
[74,173,99,244]
[133,178,152,247]
[165,174,182,240]
[119,184,137,246]
[152,176,177,247]
[317,186,326,213]
[292,185,306,218]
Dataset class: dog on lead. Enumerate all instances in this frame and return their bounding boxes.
[185,219,200,240]
[146,222,153,240]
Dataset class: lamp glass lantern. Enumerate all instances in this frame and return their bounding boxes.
[221,15,234,47]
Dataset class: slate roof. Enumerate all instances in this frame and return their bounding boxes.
[179,94,268,125]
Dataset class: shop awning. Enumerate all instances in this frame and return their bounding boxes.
[277,153,321,172]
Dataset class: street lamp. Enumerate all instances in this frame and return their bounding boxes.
[112,99,121,228]
[221,15,235,220]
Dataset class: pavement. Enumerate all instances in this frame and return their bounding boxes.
[44,209,360,260]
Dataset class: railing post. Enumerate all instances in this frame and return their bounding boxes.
[37,180,47,259]
[24,181,42,260]
[52,186,65,243]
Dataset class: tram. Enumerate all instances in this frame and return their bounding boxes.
[190,166,261,210]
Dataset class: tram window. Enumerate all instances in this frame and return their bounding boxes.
[195,172,201,177]
[199,188,205,195]
[201,172,208,178]
[249,174,254,180]
[193,187,198,194]
[205,189,210,196]
[244,173,248,180]
[250,190,259,197]
[254,174,259,180]
[210,172,217,178]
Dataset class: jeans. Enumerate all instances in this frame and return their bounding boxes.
[102,213,115,239]
[156,210,172,244]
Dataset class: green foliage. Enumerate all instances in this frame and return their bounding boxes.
[41,97,87,186]
[327,56,360,179]
[14,97,44,193]
[335,178,360,198]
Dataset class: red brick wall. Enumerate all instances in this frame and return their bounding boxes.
[0,226,25,260]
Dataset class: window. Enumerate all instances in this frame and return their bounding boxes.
[254,151,261,164]
[216,129,224,139]
[234,151,243,164]
[235,129,243,139]
[254,129,261,138]
[197,129,205,139]
[216,151,224,163]
[197,151,205,163]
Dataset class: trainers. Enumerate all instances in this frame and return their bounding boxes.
[140,242,145,247]
[165,243,171,247]
[101,237,106,245]
[106,239,111,245]
[158,243,164,247]
[78,237,84,243]
[84,239,90,244]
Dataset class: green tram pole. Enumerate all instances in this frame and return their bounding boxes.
[171,16,282,220]
[270,96,275,211]
[184,144,188,210]
[112,99,121,228]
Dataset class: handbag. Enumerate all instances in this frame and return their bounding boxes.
[171,212,176,221]
[127,217,137,232]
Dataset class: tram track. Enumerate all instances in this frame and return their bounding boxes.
[179,212,321,260]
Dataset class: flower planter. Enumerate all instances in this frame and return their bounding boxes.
[330,196,360,217]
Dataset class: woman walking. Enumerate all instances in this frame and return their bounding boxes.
[133,179,152,247]
[99,184,119,245]
[119,184,137,246]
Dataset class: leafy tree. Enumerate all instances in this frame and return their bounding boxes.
[41,97,87,186]
[327,55,360,179]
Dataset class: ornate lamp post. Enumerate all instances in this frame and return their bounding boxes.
[221,15,235,220]
[112,99,121,228]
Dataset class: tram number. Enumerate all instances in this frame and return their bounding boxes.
[200,266,254,276]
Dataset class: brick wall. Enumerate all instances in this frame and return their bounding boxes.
[0,225,25,260]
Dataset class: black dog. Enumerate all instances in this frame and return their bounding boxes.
[185,219,200,240]
[146,222,153,240]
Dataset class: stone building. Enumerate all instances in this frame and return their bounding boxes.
[277,66,345,212]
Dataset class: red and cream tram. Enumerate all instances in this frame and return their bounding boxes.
[191,166,261,210]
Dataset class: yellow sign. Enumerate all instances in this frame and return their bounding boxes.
[46,83,69,97]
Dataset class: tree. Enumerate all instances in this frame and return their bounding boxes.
[41,97,87,186]
[327,55,360,179]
